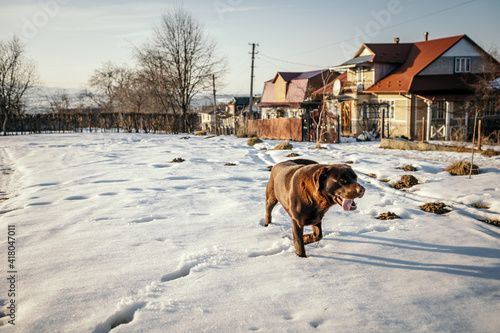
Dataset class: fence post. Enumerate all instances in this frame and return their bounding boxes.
[477,119,482,151]
[422,117,425,143]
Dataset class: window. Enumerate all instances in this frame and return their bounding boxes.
[361,103,378,120]
[379,100,395,119]
[356,67,364,92]
[433,102,445,119]
[455,57,471,73]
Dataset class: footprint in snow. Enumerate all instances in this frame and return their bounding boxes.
[93,301,147,333]
[161,248,227,282]
[248,237,292,257]
[64,195,89,201]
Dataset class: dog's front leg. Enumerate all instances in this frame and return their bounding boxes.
[291,219,306,257]
[303,223,323,245]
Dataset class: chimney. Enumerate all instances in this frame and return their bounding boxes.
[424,32,429,41]
[394,37,400,44]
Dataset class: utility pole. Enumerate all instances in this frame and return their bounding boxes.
[248,43,258,119]
[212,74,218,135]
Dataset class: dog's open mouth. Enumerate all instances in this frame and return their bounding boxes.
[335,196,357,211]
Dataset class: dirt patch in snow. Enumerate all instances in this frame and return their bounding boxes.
[420,202,451,215]
[446,161,479,176]
[377,211,401,220]
[273,142,293,150]
[393,175,418,189]
[479,219,500,228]
[397,165,417,172]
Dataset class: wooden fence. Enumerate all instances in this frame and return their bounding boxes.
[0,112,199,134]
[248,118,303,141]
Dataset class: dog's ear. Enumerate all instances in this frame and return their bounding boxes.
[313,166,328,191]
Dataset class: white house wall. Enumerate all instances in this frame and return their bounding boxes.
[419,38,484,75]
[441,38,482,57]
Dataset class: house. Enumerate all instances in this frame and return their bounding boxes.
[198,106,224,133]
[226,96,250,116]
[330,34,499,140]
[199,96,262,135]
[258,69,337,119]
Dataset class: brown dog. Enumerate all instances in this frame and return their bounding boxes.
[265,159,365,257]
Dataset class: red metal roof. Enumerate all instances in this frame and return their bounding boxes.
[365,35,466,93]
[272,69,329,83]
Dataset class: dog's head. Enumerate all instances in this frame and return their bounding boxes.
[313,164,365,211]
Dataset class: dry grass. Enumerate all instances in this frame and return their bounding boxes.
[377,211,401,220]
[171,157,185,163]
[397,165,417,172]
[482,149,500,157]
[286,153,300,157]
[247,137,263,146]
[194,131,207,136]
[446,161,479,176]
[479,218,500,228]
[314,142,327,149]
[420,202,451,214]
[393,175,419,190]
[471,203,490,209]
[273,142,293,150]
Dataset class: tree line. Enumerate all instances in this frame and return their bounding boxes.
[0,111,199,135]
[0,6,226,135]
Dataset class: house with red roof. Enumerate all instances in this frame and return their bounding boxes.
[258,69,337,119]
[330,34,498,140]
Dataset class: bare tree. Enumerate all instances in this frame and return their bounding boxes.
[86,61,131,112]
[137,6,226,132]
[46,88,71,113]
[311,71,339,147]
[463,48,500,177]
[0,36,40,135]
[112,69,153,113]
[135,48,177,115]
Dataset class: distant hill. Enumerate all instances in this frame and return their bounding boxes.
[23,86,236,114]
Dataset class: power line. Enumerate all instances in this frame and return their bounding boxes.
[255,55,288,71]
[258,53,326,69]
[289,0,477,58]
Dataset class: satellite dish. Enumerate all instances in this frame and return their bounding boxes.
[333,79,341,96]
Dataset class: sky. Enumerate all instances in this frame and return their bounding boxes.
[1,0,500,96]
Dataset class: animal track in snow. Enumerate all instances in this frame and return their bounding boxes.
[0,299,8,324]
[99,192,118,196]
[93,300,147,333]
[92,179,128,184]
[161,247,227,282]
[131,215,168,224]
[26,202,51,207]
[248,237,292,257]
[96,248,227,331]
[64,195,89,201]
[34,182,59,187]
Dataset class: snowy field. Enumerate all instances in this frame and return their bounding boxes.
[1,132,500,332]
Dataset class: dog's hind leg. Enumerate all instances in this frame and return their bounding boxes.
[265,178,278,227]
[303,223,323,245]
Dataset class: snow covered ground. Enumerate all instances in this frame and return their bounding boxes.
[0,132,499,332]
